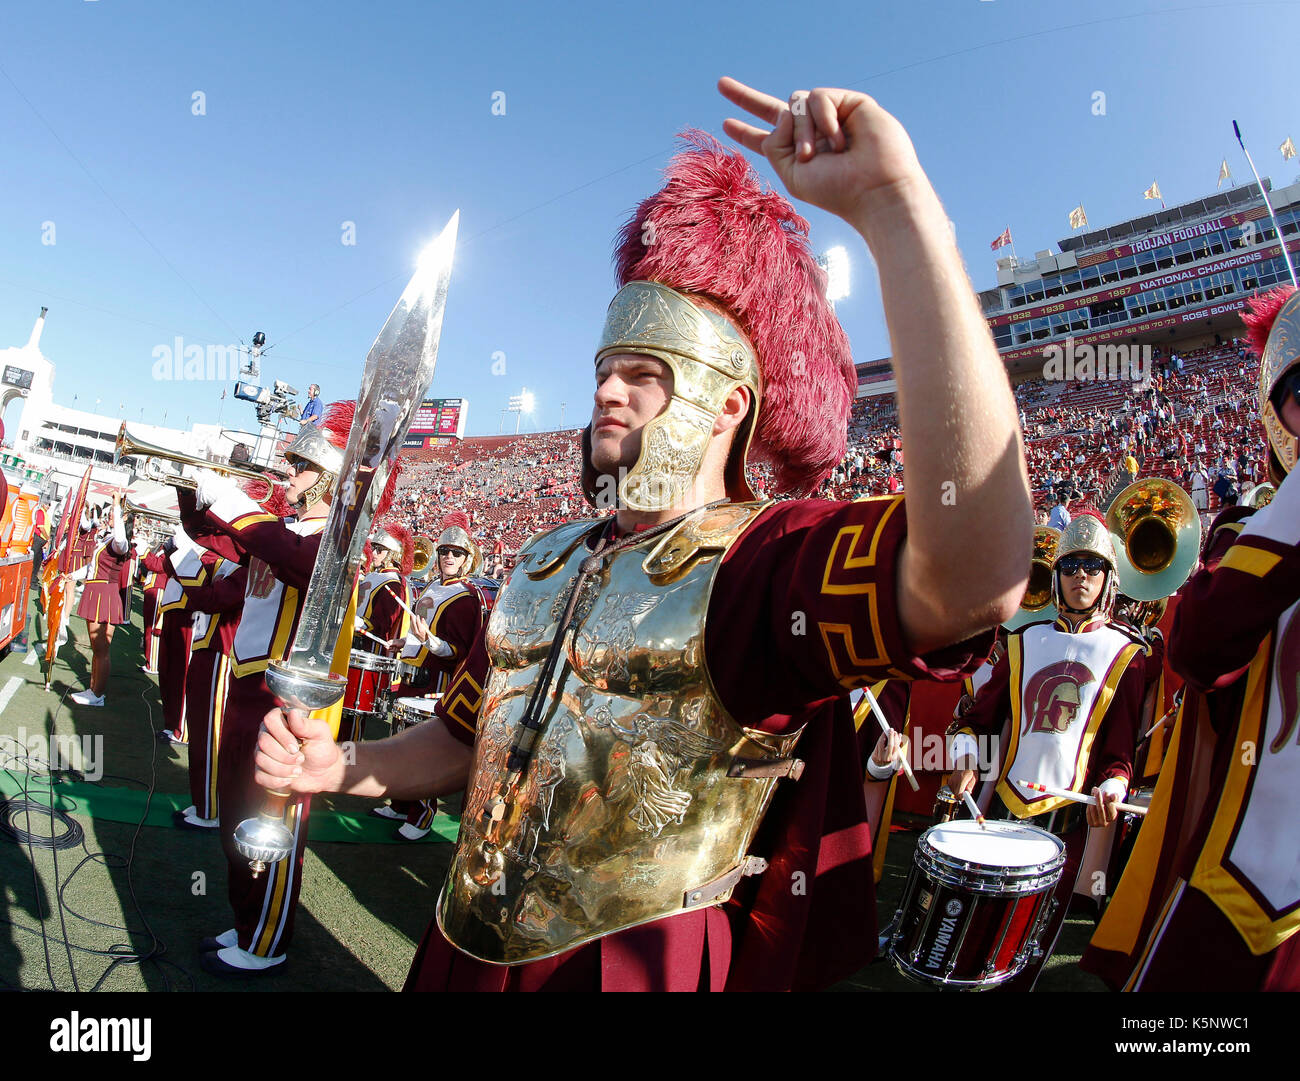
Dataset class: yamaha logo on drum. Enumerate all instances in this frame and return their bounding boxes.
[923,903,964,971]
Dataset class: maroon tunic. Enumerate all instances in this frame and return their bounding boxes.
[406,496,991,991]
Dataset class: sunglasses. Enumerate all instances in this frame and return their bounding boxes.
[1058,555,1107,577]
[437,546,468,558]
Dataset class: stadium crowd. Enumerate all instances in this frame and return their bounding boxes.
[394,336,1268,566]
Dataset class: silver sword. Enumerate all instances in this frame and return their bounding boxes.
[234,212,459,875]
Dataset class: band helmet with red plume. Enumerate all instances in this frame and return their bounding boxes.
[372,519,414,576]
[590,130,855,510]
[282,401,401,513]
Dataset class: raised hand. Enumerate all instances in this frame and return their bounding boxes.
[718,77,926,229]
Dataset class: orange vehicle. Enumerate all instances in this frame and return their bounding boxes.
[0,468,37,654]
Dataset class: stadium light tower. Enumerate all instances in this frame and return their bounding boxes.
[818,245,851,305]
[506,387,536,434]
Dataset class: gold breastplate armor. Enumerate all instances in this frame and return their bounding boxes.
[437,501,805,964]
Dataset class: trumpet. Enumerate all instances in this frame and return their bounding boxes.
[1105,478,1201,602]
[114,423,287,493]
[124,496,180,524]
[1004,525,1060,631]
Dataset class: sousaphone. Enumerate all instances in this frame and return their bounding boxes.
[1105,478,1201,602]
[1003,525,1060,631]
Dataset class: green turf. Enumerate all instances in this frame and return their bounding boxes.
[0,587,1102,991]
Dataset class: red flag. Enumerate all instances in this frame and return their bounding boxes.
[990,227,1012,251]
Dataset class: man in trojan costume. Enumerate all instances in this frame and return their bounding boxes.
[254,78,1032,991]
[1084,285,1300,991]
[947,512,1148,988]
[180,401,397,977]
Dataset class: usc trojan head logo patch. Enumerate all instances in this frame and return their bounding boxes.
[1024,660,1095,735]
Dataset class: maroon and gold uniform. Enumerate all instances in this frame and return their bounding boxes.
[1085,497,1300,990]
[853,680,913,884]
[139,546,167,672]
[405,496,989,991]
[154,534,206,742]
[179,554,248,822]
[948,610,1145,989]
[388,576,484,830]
[357,569,410,647]
[181,488,325,961]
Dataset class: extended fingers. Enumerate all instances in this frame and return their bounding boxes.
[717,76,786,124]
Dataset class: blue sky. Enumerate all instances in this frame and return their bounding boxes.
[2,0,1297,438]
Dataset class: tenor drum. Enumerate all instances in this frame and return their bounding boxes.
[390,695,442,732]
[890,820,1065,990]
[343,649,397,720]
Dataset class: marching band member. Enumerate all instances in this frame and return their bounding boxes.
[254,81,1032,992]
[946,513,1147,988]
[174,551,248,830]
[377,514,484,840]
[855,682,913,887]
[149,529,205,743]
[138,536,168,674]
[182,403,397,978]
[339,520,413,746]
[355,520,414,657]
[1084,286,1300,991]
[70,493,133,707]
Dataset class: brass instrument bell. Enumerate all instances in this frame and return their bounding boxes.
[411,535,435,576]
[1105,478,1201,602]
[1003,525,1060,631]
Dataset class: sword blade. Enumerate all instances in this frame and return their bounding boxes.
[270,212,459,709]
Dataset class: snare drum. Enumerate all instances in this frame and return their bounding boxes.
[390,695,442,733]
[343,649,398,719]
[890,819,1065,990]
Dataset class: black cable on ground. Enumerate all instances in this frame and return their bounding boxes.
[0,657,196,992]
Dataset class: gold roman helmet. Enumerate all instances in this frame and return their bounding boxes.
[594,281,762,513]
[1258,290,1300,476]
[1051,514,1118,618]
[436,524,481,576]
[282,423,345,507]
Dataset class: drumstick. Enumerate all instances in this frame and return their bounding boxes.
[862,686,919,792]
[357,629,390,649]
[960,790,986,830]
[1143,705,1178,740]
[1016,779,1148,816]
